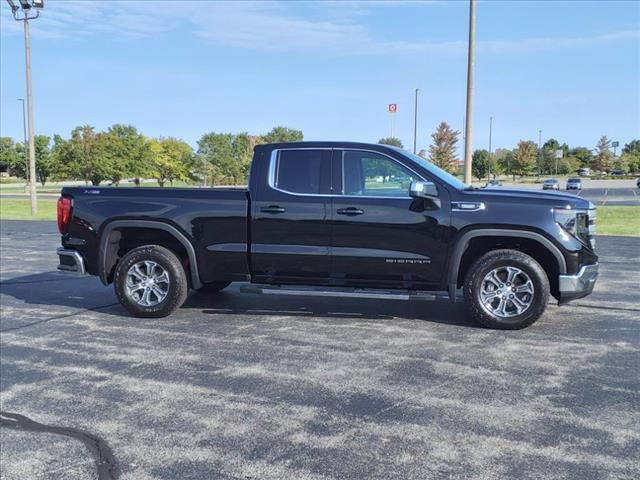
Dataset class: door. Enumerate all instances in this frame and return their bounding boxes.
[251,148,333,285]
[330,149,451,289]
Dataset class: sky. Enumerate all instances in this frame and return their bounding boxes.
[0,0,639,154]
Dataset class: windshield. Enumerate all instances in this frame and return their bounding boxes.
[389,147,471,190]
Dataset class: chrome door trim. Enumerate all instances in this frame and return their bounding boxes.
[267,148,428,199]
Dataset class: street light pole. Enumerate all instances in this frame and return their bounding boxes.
[7,0,43,216]
[463,0,476,185]
[17,98,28,186]
[538,129,542,177]
[413,88,419,154]
[23,17,37,214]
[488,116,493,182]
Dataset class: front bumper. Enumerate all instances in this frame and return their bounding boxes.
[557,263,598,304]
[57,248,86,275]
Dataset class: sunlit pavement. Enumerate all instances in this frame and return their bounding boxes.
[1,220,639,480]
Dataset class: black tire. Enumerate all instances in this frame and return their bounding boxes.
[195,281,231,293]
[114,245,188,318]
[464,249,550,330]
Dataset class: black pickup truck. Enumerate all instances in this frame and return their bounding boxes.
[56,142,598,329]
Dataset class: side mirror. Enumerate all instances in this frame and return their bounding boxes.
[409,180,438,198]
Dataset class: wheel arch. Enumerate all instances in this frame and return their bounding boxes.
[447,229,567,302]
[98,220,202,289]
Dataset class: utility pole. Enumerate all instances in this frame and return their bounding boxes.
[7,0,43,216]
[413,88,420,154]
[17,98,28,188]
[488,116,493,182]
[463,0,476,185]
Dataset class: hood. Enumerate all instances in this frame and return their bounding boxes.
[464,187,593,210]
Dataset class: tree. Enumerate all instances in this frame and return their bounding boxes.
[231,132,254,184]
[34,135,54,186]
[148,137,194,187]
[0,137,20,177]
[613,155,630,174]
[592,136,614,174]
[262,126,303,144]
[196,132,256,186]
[619,153,639,174]
[567,147,593,168]
[428,122,460,173]
[60,125,111,185]
[472,149,490,181]
[541,138,561,175]
[621,140,640,174]
[495,148,516,180]
[378,137,403,148]
[557,157,580,175]
[512,140,537,178]
[105,124,151,185]
[197,132,237,185]
[50,134,74,181]
[622,139,640,156]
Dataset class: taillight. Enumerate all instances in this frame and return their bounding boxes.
[57,196,72,234]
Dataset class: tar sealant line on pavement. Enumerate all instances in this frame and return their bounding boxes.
[0,302,120,333]
[0,276,90,286]
[0,411,117,480]
[571,303,640,313]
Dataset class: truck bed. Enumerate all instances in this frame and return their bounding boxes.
[60,186,250,284]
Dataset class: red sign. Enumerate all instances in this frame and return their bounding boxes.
[388,103,397,113]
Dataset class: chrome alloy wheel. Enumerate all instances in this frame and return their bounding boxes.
[478,266,535,318]
[125,260,170,307]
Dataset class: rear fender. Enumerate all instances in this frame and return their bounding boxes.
[98,220,202,289]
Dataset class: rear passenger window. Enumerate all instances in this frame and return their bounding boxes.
[274,150,328,194]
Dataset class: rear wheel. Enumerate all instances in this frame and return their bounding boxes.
[195,281,231,293]
[464,249,550,329]
[114,245,188,318]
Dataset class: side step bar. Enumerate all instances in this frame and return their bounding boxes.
[240,284,454,302]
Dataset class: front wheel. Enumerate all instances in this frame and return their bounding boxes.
[114,245,188,318]
[464,249,550,330]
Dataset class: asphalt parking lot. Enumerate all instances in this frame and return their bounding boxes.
[1,220,639,480]
[497,179,640,206]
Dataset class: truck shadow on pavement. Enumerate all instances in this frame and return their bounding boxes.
[1,272,481,329]
[187,287,482,328]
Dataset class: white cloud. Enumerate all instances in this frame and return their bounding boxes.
[0,0,637,56]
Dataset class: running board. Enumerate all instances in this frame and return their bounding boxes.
[240,284,452,301]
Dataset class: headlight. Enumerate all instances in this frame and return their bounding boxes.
[553,208,595,249]
[553,208,580,236]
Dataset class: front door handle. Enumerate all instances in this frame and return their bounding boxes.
[337,207,365,216]
[260,205,286,214]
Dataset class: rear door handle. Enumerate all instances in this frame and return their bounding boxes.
[337,207,365,216]
[260,205,286,214]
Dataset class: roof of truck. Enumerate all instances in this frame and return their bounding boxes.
[255,141,403,152]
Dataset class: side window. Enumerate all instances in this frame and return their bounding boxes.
[342,150,418,197]
[273,150,328,194]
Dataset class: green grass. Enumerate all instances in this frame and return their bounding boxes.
[0,198,58,221]
[1,198,638,237]
[0,180,202,194]
[596,206,640,236]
